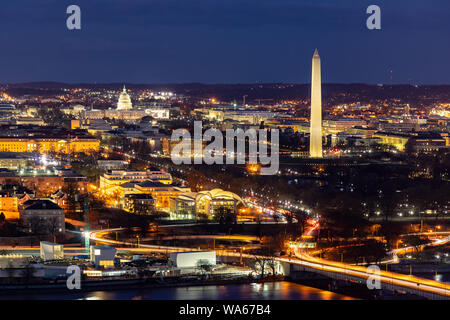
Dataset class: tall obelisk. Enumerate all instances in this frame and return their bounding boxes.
[309,49,323,158]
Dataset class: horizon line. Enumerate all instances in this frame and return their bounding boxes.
[2,81,450,87]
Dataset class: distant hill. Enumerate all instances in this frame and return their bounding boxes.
[2,82,450,106]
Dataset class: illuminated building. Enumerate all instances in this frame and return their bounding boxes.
[82,119,113,135]
[196,189,245,216]
[133,180,190,209]
[90,245,116,268]
[0,152,30,170]
[61,104,86,116]
[40,241,64,261]
[322,119,367,135]
[169,189,245,218]
[343,135,381,148]
[145,107,170,119]
[123,193,156,215]
[310,49,323,158]
[112,180,190,211]
[345,126,378,138]
[373,132,410,151]
[99,170,178,211]
[430,106,450,118]
[97,159,129,170]
[170,251,216,269]
[84,109,147,121]
[70,119,81,129]
[117,85,133,110]
[15,117,45,126]
[0,104,18,115]
[407,133,447,154]
[0,126,99,154]
[169,192,197,218]
[0,255,30,268]
[0,196,19,219]
[267,120,309,133]
[378,121,419,133]
[0,184,34,220]
[0,168,87,197]
[162,137,206,157]
[79,88,169,121]
[99,170,173,192]
[150,91,175,100]
[207,108,277,124]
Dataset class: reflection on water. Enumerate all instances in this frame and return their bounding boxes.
[1,282,355,300]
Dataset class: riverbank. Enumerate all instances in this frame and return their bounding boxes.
[0,280,356,300]
[0,275,284,296]
[0,272,430,300]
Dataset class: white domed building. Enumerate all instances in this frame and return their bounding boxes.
[117,85,133,110]
[195,189,245,217]
[169,188,246,219]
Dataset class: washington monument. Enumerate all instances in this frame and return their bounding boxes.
[309,49,323,158]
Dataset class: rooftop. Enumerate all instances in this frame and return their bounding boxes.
[23,199,62,211]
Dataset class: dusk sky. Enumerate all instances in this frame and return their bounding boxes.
[0,0,449,84]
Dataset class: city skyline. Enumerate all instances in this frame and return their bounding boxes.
[0,0,449,306]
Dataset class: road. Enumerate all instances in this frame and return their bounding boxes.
[87,227,450,298]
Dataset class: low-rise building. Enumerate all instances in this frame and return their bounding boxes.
[408,133,447,154]
[0,168,87,197]
[195,189,244,217]
[123,193,155,215]
[323,118,367,135]
[169,189,245,218]
[162,137,206,158]
[21,199,65,234]
[169,192,197,218]
[90,245,116,268]
[40,241,64,261]
[134,181,190,210]
[0,125,99,154]
[170,251,216,268]
[99,170,172,192]
[0,152,31,170]
[98,159,129,170]
[373,132,411,151]
[378,120,419,133]
[0,184,34,220]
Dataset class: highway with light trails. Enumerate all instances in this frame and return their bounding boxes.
[86,227,450,299]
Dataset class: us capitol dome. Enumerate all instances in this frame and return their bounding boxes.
[117,85,133,110]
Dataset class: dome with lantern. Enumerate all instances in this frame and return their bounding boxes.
[117,85,133,110]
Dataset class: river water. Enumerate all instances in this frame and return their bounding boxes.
[1,281,355,300]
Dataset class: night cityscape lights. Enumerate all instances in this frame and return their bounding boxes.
[0,2,449,316]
